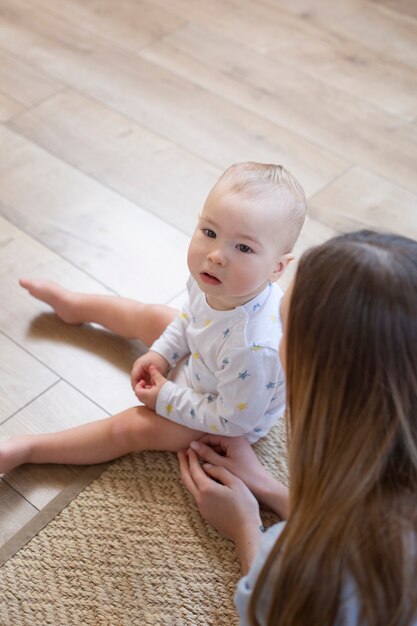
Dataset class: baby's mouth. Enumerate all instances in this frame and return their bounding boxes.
[200,272,221,285]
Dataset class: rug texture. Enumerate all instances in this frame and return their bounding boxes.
[0,421,288,626]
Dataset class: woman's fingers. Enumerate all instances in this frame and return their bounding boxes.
[178,450,199,499]
[189,440,227,466]
[187,448,217,487]
[202,463,238,488]
[178,449,216,496]
[198,434,228,450]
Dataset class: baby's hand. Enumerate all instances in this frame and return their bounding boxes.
[131,351,169,392]
[134,365,167,411]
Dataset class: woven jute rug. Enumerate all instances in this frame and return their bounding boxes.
[0,421,288,626]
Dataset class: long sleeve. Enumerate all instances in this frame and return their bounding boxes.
[150,306,191,368]
[235,522,286,626]
[155,344,284,437]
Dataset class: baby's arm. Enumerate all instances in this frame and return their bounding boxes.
[131,303,192,398]
[148,307,191,368]
[154,347,283,437]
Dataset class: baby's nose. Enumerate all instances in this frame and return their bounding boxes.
[208,248,227,266]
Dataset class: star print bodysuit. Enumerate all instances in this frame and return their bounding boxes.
[150,277,285,444]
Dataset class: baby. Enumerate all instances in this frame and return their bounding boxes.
[0,163,306,474]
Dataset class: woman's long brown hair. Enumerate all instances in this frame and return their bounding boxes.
[249,231,417,626]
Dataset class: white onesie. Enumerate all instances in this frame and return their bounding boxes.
[150,277,285,443]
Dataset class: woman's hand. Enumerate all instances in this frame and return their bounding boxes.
[178,448,262,573]
[189,436,269,497]
[189,435,289,518]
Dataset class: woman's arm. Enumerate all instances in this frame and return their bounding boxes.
[189,435,290,519]
[178,448,264,574]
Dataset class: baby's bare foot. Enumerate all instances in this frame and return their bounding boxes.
[0,436,31,474]
[19,278,84,325]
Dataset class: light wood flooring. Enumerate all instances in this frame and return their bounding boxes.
[0,0,417,546]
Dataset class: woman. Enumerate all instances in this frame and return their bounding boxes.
[179,230,417,626]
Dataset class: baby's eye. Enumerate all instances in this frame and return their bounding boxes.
[237,244,254,254]
[203,229,216,239]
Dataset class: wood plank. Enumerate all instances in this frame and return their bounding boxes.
[0,216,173,414]
[148,0,417,71]
[8,89,219,236]
[31,0,185,53]
[0,47,63,107]
[309,166,417,239]
[8,88,342,212]
[258,0,417,70]
[0,333,58,423]
[0,0,349,199]
[0,480,37,546]
[146,0,240,25]
[368,0,417,21]
[0,381,107,509]
[0,125,190,302]
[262,10,417,121]
[139,24,417,194]
[0,92,24,121]
[163,0,417,122]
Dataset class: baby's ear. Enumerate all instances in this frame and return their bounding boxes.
[270,253,294,282]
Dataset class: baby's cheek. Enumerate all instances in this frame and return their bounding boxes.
[235,264,259,290]
[187,242,199,272]
[242,260,263,282]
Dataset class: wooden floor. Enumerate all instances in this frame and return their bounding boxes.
[0,0,416,546]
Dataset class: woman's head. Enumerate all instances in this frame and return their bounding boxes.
[285,230,417,509]
[250,231,417,626]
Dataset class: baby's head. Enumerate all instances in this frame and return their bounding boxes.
[188,162,306,310]
[215,162,306,254]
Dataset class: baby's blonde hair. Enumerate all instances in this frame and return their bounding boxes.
[215,162,307,253]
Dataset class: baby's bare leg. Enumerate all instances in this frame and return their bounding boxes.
[0,406,203,473]
[19,279,177,345]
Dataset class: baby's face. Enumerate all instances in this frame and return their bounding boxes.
[187,184,288,310]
